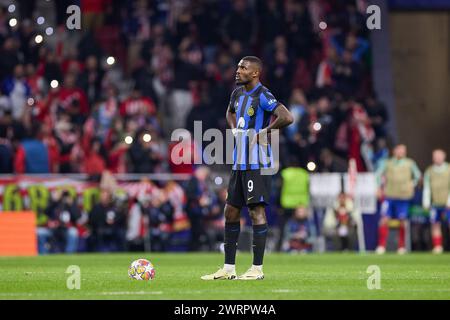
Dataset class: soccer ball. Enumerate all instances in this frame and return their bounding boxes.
[128,259,155,281]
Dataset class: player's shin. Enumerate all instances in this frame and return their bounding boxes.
[398,221,406,249]
[224,222,241,271]
[252,224,268,268]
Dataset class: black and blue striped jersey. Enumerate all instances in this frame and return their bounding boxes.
[228,82,280,171]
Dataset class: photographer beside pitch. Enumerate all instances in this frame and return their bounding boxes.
[201,56,293,280]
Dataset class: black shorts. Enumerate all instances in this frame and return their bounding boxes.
[226,170,272,208]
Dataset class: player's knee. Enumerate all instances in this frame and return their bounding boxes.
[248,204,267,224]
[224,204,240,222]
[379,216,388,225]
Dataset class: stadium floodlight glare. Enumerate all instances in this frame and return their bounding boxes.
[313,122,322,131]
[143,133,151,142]
[27,98,35,106]
[8,4,15,13]
[125,136,133,144]
[45,27,54,36]
[35,34,43,44]
[50,80,59,88]
[307,161,316,172]
[9,18,17,27]
[106,56,115,65]
[37,17,45,25]
[319,21,327,30]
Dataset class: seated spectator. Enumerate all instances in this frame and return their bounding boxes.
[204,187,226,251]
[88,189,127,252]
[148,192,175,252]
[37,190,80,254]
[0,125,13,173]
[185,166,216,251]
[282,206,313,253]
[333,192,355,251]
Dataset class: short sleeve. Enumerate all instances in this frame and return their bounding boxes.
[260,90,279,113]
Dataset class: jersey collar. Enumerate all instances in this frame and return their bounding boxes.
[244,82,261,95]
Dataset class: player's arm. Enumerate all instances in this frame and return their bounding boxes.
[375,159,387,187]
[422,169,431,209]
[226,90,237,131]
[262,103,294,132]
[226,104,236,130]
[447,174,450,208]
[411,161,421,187]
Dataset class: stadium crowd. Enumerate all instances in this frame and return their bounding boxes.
[0,0,448,254]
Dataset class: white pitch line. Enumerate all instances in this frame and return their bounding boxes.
[100,291,163,295]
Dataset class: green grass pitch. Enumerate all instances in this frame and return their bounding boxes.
[1,253,450,300]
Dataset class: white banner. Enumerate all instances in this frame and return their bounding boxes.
[309,173,377,214]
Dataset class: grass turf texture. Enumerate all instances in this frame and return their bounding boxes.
[0,253,449,300]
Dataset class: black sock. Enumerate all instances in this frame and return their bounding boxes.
[252,224,268,266]
[224,222,240,264]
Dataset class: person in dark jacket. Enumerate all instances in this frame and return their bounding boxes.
[88,189,127,252]
[37,190,80,254]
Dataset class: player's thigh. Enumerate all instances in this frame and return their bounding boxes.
[445,208,450,223]
[226,170,245,208]
[380,199,394,218]
[242,170,272,206]
[397,200,410,220]
[430,207,442,224]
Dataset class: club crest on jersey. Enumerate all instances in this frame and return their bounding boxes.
[247,106,255,116]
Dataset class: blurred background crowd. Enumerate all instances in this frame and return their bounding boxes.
[0,0,448,254]
[0,0,385,176]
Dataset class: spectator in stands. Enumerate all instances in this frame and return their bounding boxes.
[185,166,215,251]
[148,192,175,252]
[333,192,355,251]
[221,0,255,47]
[37,190,80,254]
[0,37,20,81]
[375,144,421,254]
[57,73,89,125]
[318,148,347,173]
[128,128,164,173]
[82,138,107,176]
[81,0,110,31]
[364,94,389,139]
[331,32,369,63]
[88,189,127,252]
[282,206,313,253]
[14,124,51,174]
[372,137,389,171]
[204,187,226,251]
[77,55,104,106]
[0,124,13,173]
[333,50,361,97]
[2,64,31,120]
